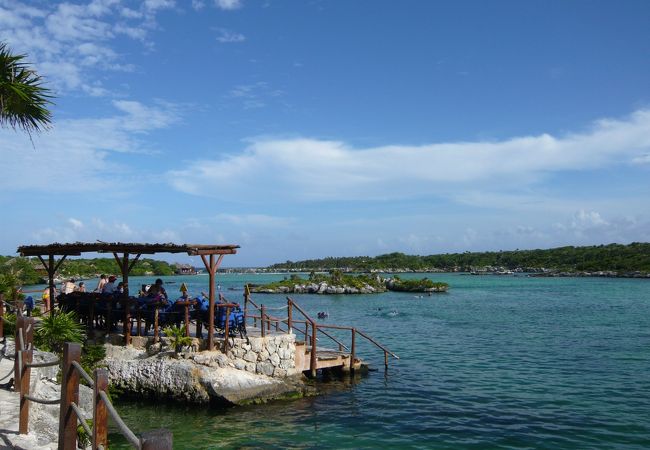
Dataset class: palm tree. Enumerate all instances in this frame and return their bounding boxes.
[0,42,52,134]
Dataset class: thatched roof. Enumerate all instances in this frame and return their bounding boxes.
[17,242,239,257]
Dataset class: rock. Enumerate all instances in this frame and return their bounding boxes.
[256,362,274,377]
[270,353,281,367]
[243,351,257,363]
[104,345,305,405]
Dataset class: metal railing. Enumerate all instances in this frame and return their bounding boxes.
[13,316,172,449]
[242,286,399,377]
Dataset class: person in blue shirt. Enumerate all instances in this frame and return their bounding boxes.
[24,296,34,317]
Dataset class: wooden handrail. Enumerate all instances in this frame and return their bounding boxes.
[354,328,400,359]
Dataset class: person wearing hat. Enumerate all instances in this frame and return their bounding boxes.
[102,275,118,294]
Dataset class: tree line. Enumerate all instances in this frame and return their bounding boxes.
[0,256,177,291]
[269,243,650,273]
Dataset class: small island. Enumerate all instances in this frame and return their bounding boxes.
[250,271,448,294]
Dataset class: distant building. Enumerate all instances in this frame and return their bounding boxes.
[174,263,197,275]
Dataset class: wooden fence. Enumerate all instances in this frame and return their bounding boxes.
[1,299,172,450]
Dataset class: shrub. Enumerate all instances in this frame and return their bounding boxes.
[35,311,85,354]
[163,325,192,353]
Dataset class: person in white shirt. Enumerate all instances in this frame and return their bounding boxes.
[102,276,117,294]
[63,279,76,294]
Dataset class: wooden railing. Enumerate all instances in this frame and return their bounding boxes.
[10,314,172,449]
[58,293,241,353]
[242,286,399,377]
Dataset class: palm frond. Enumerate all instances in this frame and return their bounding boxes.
[0,42,53,134]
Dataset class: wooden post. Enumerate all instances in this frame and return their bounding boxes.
[18,347,32,434]
[89,299,95,333]
[140,428,173,450]
[106,300,112,333]
[350,328,356,372]
[287,299,292,334]
[184,303,190,337]
[310,322,317,378]
[384,350,388,371]
[243,286,249,324]
[0,293,4,338]
[14,315,24,391]
[208,254,215,351]
[59,342,81,450]
[48,253,55,317]
[224,306,231,353]
[304,321,309,345]
[24,317,34,351]
[154,306,160,343]
[92,368,109,450]
[260,305,266,338]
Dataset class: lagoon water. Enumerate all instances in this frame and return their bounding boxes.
[106,273,650,449]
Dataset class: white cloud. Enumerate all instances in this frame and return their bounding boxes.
[0,1,173,96]
[214,0,242,10]
[215,28,246,43]
[227,81,284,109]
[213,213,293,227]
[0,100,180,193]
[68,218,84,230]
[167,110,650,202]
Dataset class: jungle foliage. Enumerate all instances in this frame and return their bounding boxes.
[269,243,650,273]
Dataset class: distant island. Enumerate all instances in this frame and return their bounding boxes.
[250,272,449,294]
[266,243,650,278]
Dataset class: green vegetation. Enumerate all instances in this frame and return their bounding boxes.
[163,325,193,353]
[0,256,176,287]
[34,311,85,354]
[0,256,40,287]
[269,243,650,273]
[57,257,175,278]
[388,277,449,292]
[257,271,385,292]
[0,42,53,134]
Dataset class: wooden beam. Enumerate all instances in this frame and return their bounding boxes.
[52,254,68,274]
[127,253,142,273]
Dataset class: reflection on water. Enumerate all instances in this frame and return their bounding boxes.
[105,274,650,449]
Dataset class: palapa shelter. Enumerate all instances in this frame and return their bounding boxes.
[17,241,239,350]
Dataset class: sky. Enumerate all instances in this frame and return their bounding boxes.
[1,0,649,267]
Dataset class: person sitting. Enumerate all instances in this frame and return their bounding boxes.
[102,276,117,295]
[94,274,108,293]
[76,281,86,293]
[63,278,76,295]
[147,279,168,302]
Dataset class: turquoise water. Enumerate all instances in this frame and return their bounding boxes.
[103,273,650,449]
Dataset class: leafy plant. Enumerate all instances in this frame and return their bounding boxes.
[77,418,93,448]
[2,312,16,336]
[163,325,192,354]
[0,42,52,134]
[35,311,85,354]
[80,343,107,379]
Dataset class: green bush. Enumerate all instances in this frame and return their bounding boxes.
[35,311,85,354]
[80,343,107,378]
[2,312,16,336]
[163,325,192,353]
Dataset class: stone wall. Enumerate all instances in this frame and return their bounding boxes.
[226,333,299,378]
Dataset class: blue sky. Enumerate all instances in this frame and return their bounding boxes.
[1,0,649,266]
